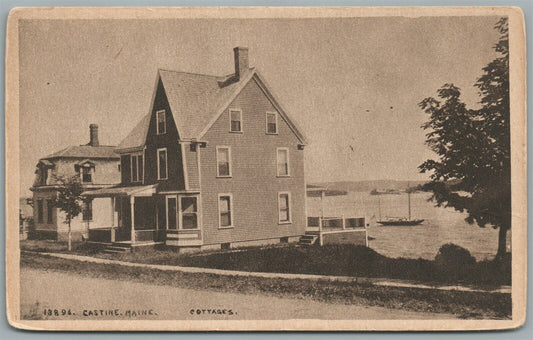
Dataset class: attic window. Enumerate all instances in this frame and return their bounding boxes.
[156,110,166,135]
[266,112,278,134]
[229,109,242,133]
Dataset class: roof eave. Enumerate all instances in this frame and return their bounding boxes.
[115,146,144,154]
[252,71,308,145]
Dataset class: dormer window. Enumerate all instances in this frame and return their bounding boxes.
[156,110,166,135]
[82,167,92,183]
[37,160,53,186]
[40,167,48,185]
[229,109,242,133]
[75,160,95,183]
[266,112,278,134]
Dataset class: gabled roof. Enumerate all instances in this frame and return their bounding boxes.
[116,113,151,151]
[42,145,119,160]
[161,69,253,141]
[75,159,96,167]
[117,68,307,152]
[38,159,53,167]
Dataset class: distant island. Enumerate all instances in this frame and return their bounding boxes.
[308,180,427,194]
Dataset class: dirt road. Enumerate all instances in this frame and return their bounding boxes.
[20,267,457,320]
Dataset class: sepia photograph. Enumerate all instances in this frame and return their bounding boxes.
[5,6,526,331]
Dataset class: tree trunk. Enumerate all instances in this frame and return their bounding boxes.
[496,225,508,259]
[68,219,72,252]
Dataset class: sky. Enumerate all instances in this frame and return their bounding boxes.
[18,16,501,196]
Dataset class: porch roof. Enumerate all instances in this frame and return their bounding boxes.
[82,184,157,198]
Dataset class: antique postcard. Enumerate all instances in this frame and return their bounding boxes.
[5,7,526,331]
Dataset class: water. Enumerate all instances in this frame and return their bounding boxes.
[307,192,499,260]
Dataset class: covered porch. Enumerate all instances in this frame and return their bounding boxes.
[82,184,165,246]
[304,186,368,246]
[82,185,203,248]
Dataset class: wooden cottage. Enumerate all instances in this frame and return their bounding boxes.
[31,124,121,241]
[84,47,308,251]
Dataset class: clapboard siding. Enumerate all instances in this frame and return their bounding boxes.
[143,79,186,191]
[183,143,200,190]
[200,76,306,245]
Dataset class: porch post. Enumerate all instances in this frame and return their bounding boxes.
[130,196,136,243]
[320,190,325,219]
[111,197,115,227]
[320,190,325,233]
[110,197,116,242]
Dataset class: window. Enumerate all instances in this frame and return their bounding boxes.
[277,148,290,176]
[229,109,242,133]
[278,192,291,223]
[37,199,43,223]
[156,110,166,135]
[46,199,54,223]
[157,148,168,180]
[266,112,278,134]
[181,197,198,229]
[216,146,231,177]
[166,197,177,229]
[131,154,143,182]
[82,166,92,183]
[40,168,48,185]
[83,200,93,221]
[218,194,233,228]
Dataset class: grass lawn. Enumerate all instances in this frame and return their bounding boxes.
[21,252,511,319]
[21,240,511,288]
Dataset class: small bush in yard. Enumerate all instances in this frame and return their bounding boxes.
[434,243,476,282]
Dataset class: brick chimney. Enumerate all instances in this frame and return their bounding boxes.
[89,124,99,147]
[233,47,249,80]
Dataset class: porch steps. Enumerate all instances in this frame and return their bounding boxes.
[102,243,132,254]
[298,234,319,246]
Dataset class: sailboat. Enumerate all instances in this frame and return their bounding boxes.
[377,189,424,226]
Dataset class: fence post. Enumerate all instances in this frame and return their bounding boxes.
[111,227,115,243]
[318,216,322,233]
[342,214,345,230]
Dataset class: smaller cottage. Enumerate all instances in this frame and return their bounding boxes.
[30,124,121,241]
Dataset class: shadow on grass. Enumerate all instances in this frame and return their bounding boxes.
[21,240,511,287]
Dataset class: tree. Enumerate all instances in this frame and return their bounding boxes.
[52,175,85,251]
[419,18,510,259]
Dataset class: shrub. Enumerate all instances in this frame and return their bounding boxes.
[434,243,476,282]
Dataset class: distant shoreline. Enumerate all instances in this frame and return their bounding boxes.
[308,180,427,194]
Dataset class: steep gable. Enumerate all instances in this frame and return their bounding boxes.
[159,69,254,140]
[117,55,307,150]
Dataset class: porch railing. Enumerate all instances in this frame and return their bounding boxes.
[135,229,166,242]
[88,228,113,243]
[88,228,166,243]
[307,216,366,230]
